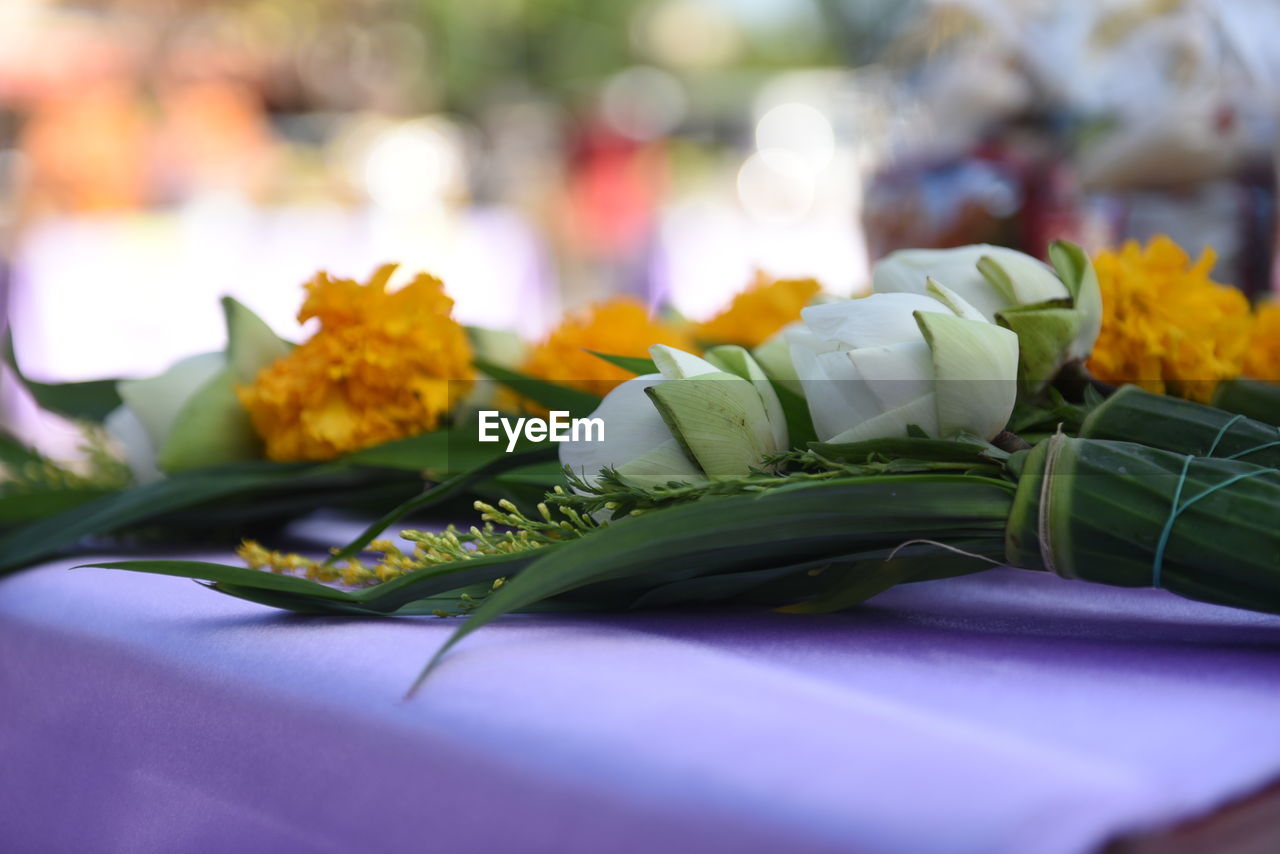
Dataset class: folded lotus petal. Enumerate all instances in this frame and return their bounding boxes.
[873,246,1006,321]
[223,297,291,384]
[875,245,1068,323]
[847,340,935,414]
[703,345,789,451]
[872,247,984,293]
[801,293,946,349]
[793,259,1024,444]
[613,438,706,488]
[466,325,527,370]
[117,352,225,449]
[790,342,829,437]
[824,392,940,443]
[792,344,872,441]
[1047,240,1103,359]
[786,323,841,353]
[158,365,264,473]
[650,344,722,380]
[925,278,987,323]
[559,373,674,486]
[979,247,1068,307]
[814,350,884,431]
[995,306,1084,392]
[646,371,774,479]
[752,325,804,395]
[104,405,161,484]
[915,310,1019,439]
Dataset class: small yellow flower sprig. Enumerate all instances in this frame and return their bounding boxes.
[1,426,131,494]
[395,497,595,565]
[237,538,419,587]
[465,494,599,546]
[236,494,597,589]
[3,459,94,493]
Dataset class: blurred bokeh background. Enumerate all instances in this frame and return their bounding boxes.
[3,0,1280,441]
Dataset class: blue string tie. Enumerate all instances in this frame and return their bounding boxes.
[1151,414,1279,589]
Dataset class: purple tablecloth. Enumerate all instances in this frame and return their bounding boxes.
[2,553,1280,854]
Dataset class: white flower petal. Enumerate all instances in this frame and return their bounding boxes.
[559,373,673,486]
[614,438,706,488]
[847,340,935,413]
[649,344,721,379]
[792,344,876,440]
[104,405,161,484]
[801,294,946,349]
[825,392,941,443]
[873,246,1005,320]
[784,324,840,355]
[810,350,878,426]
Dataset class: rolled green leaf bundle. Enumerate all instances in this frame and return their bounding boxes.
[1006,435,1280,613]
[1212,378,1280,428]
[1080,385,1280,468]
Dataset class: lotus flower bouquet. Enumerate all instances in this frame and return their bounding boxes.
[0,266,567,573]
[73,236,1280,691]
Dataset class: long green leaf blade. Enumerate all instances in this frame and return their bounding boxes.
[772,380,817,446]
[0,461,319,572]
[409,475,1013,693]
[586,351,657,375]
[473,359,602,415]
[4,334,122,422]
[85,559,358,600]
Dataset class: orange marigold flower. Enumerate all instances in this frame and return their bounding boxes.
[512,298,692,406]
[1244,301,1280,382]
[695,272,822,347]
[1086,236,1252,402]
[238,264,473,461]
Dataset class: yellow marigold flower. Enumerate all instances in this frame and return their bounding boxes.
[238,264,473,461]
[1087,236,1252,402]
[511,298,692,407]
[1244,301,1280,382]
[695,272,821,347]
